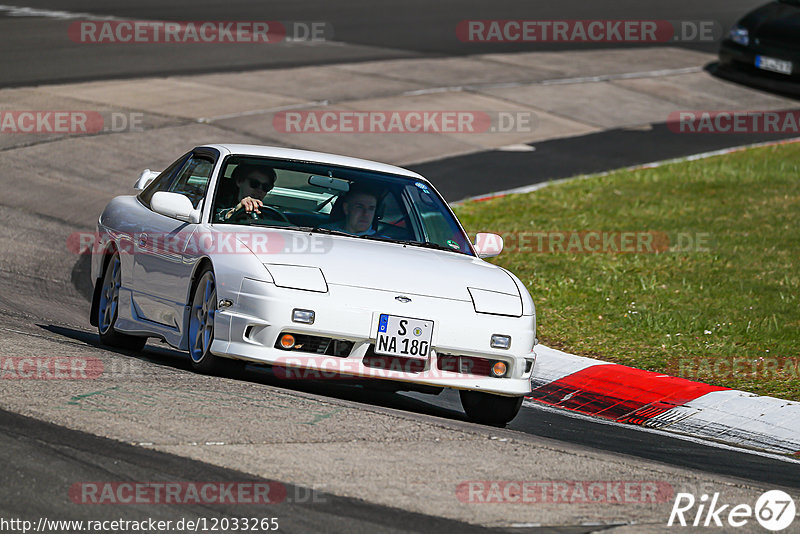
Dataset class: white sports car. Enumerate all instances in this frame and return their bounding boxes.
[90,144,537,425]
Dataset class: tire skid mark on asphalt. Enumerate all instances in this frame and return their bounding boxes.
[62,382,344,424]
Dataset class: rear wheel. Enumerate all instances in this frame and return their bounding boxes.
[97,251,147,351]
[188,267,243,375]
[460,390,524,426]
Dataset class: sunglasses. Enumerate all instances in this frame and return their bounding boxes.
[249,178,272,191]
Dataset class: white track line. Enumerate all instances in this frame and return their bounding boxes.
[0,4,119,20]
[197,100,330,123]
[403,66,704,96]
[539,66,703,85]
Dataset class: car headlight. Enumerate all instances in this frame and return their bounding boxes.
[263,264,328,293]
[729,25,749,46]
[467,287,522,317]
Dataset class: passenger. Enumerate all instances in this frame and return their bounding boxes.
[216,164,276,221]
[323,186,379,235]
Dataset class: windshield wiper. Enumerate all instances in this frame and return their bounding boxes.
[414,240,458,252]
[379,238,461,253]
[294,226,355,238]
[221,221,287,229]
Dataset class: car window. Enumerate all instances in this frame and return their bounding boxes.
[264,169,337,213]
[138,152,191,207]
[212,159,285,221]
[404,183,471,253]
[211,156,474,256]
[374,189,414,240]
[168,156,214,209]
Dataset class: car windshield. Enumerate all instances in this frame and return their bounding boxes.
[211,156,474,256]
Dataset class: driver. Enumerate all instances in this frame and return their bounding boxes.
[217,164,277,221]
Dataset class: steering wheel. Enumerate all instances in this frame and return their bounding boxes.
[228,203,291,224]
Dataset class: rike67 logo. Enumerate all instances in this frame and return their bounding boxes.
[668,490,796,531]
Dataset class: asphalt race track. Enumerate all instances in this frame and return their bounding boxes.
[0,409,499,534]
[1,1,799,532]
[0,0,772,87]
[412,124,800,202]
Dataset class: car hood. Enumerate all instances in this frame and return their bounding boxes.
[742,1,800,47]
[238,229,521,303]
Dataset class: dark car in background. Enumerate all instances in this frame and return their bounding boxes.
[719,0,800,82]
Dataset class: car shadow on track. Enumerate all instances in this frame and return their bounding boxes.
[38,323,469,425]
[70,254,94,302]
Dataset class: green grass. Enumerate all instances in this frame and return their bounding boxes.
[454,143,800,400]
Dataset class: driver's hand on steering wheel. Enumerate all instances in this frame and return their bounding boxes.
[225,197,263,219]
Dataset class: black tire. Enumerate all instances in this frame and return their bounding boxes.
[460,390,524,426]
[188,266,243,375]
[96,251,147,351]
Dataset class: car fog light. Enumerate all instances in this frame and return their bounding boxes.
[280,334,296,349]
[491,361,508,377]
[490,334,511,349]
[292,309,315,324]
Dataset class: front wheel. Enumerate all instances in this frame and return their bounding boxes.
[188,267,242,375]
[97,251,147,351]
[460,390,524,426]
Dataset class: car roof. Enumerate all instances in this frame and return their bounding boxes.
[201,144,426,180]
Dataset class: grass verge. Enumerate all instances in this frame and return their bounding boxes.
[454,142,800,400]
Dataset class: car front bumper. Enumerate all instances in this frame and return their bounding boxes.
[212,278,536,396]
[719,39,800,80]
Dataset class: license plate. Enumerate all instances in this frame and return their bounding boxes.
[755,55,793,75]
[375,314,433,360]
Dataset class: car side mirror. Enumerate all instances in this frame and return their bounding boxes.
[151,192,201,224]
[473,232,504,258]
[134,169,161,191]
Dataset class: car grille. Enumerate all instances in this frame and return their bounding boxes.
[758,37,800,51]
[274,334,354,357]
[362,345,426,373]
